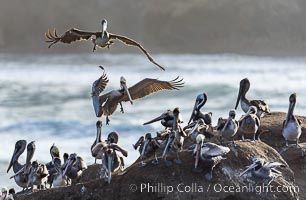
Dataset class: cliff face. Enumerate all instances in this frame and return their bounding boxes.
[15,113,304,200]
[1,0,306,55]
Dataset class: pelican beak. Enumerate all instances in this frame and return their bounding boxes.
[194,144,201,169]
[7,148,18,173]
[122,83,133,105]
[162,133,174,158]
[143,113,168,125]
[141,139,150,158]
[107,155,112,184]
[235,86,242,110]
[239,162,258,177]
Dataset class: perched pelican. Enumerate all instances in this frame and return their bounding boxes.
[238,106,260,141]
[235,78,270,118]
[91,120,103,164]
[193,135,230,181]
[188,93,212,126]
[92,66,184,124]
[45,19,165,70]
[63,154,87,184]
[143,108,183,129]
[51,157,70,187]
[96,142,128,184]
[217,110,239,144]
[27,160,48,190]
[162,107,185,166]
[281,93,303,149]
[239,157,285,185]
[133,133,161,167]
[7,140,30,190]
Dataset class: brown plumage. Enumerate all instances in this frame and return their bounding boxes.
[45,19,165,71]
[91,67,184,124]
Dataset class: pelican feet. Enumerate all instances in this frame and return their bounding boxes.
[151,159,160,165]
[139,161,148,168]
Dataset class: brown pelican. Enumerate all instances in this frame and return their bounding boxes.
[282,93,302,148]
[238,106,260,141]
[184,118,216,143]
[97,142,128,183]
[193,134,230,181]
[161,107,186,166]
[217,110,239,144]
[92,66,184,124]
[45,19,165,71]
[91,120,103,164]
[235,78,270,118]
[51,157,70,187]
[188,93,212,125]
[239,157,285,185]
[7,140,30,190]
[27,160,49,190]
[62,153,87,184]
[133,133,161,167]
[143,108,183,129]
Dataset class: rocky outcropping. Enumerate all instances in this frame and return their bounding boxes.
[15,112,305,200]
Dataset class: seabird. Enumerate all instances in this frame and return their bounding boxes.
[188,93,212,125]
[235,78,270,118]
[91,120,103,164]
[238,106,260,141]
[92,66,184,124]
[62,153,87,184]
[217,109,239,145]
[45,19,165,70]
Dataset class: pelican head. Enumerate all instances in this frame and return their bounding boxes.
[195,93,208,111]
[120,76,133,104]
[50,144,60,159]
[229,109,236,119]
[107,131,119,144]
[288,93,297,117]
[25,141,36,173]
[235,78,250,109]
[247,106,257,115]
[7,140,27,173]
[143,110,172,125]
[194,134,205,168]
[101,19,108,36]
[96,120,102,128]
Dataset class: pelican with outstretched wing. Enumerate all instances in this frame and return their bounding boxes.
[45,19,165,71]
[91,66,184,124]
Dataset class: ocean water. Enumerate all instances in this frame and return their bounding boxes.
[0,53,306,189]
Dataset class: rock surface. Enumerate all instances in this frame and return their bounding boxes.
[15,112,305,200]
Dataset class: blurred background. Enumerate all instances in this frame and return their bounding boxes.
[0,0,306,189]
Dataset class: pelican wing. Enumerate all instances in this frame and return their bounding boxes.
[45,28,98,48]
[250,100,270,113]
[109,33,165,71]
[202,143,230,157]
[92,67,109,96]
[263,162,285,170]
[121,77,184,102]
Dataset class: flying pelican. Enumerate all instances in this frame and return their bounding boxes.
[281,93,303,149]
[143,108,183,129]
[133,133,161,167]
[91,120,103,164]
[193,135,230,181]
[7,140,32,190]
[45,19,165,71]
[235,78,270,118]
[62,153,87,184]
[217,110,239,145]
[239,157,286,185]
[161,107,186,166]
[238,106,261,141]
[188,93,212,125]
[92,66,184,124]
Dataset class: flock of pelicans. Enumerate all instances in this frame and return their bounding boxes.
[5,19,304,194]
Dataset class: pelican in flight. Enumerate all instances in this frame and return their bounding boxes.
[281,93,303,150]
[239,157,286,185]
[235,78,270,118]
[45,19,165,71]
[193,135,230,181]
[92,66,184,124]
